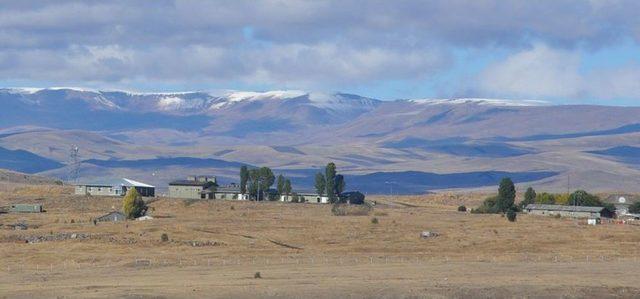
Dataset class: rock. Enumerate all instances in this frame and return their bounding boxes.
[421,231,438,239]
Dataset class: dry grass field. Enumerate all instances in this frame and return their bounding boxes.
[2,185,640,298]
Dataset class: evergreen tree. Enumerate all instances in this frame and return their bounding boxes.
[314,172,326,196]
[520,186,536,208]
[325,162,337,203]
[276,174,285,196]
[284,179,292,201]
[240,166,249,194]
[335,174,345,195]
[497,177,516,213]
[122,188,146,219]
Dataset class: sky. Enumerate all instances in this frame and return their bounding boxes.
[1,0,639,104]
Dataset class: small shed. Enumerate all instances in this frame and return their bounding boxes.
[10,204,43,213]
[96,211,126,222]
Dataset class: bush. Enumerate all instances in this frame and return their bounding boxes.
[371,217,379,224]
[331,203,371,216]
[254,272,261,279]
[535,192,556,204]
[472,196,500,214]
[123,188,146,219]
[161,233,169,242]
[457,205,467,212]
[506,209,517,222]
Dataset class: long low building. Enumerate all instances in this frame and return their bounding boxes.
[524,204,607,218]
[75,178,155,197]
[280,191,330,204]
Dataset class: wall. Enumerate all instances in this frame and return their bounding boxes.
[527,209,600,218]
[76,185,120,196]
[169,185,204,199]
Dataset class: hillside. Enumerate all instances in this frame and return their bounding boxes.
[0,168,60,185]
[2,87,640,193]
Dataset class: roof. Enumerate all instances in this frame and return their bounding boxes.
[293,190,323,196]
[76,178,154,188]
[96,211,125,220]
[169,180,210,186]
[525,204,604,213]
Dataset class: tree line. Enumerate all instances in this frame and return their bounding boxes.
[238,162,346,202]
[472,177,616,216]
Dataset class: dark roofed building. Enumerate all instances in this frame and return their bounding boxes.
[603,194,640,215]
[75,178,155,197]
[524,204,609,218]
[168,175,217,199]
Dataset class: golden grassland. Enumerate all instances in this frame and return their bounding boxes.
[1,185,640,298]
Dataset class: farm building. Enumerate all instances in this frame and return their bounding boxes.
[9,203,43,213]
[96,211,126,222]
[524,204,608,218]
[280,191,330,204]
[168,176,217,199]
[603,194,640,215]
[75,178,155,197]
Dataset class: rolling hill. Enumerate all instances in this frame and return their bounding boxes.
[2,87,640,194]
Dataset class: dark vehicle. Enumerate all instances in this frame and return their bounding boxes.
[339,191,365,205]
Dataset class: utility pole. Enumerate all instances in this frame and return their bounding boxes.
[69,145,80,183]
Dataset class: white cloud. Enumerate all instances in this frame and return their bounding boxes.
[477,44,640,101]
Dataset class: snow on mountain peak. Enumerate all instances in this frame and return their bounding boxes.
[225,90,307,102]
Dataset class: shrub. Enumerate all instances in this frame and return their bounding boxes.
[123,188,146,219]
[371,217,379,224]
[506,209,517,222]
[331,203,371,216]
[254,272,261,279]
[472,196,500,214]
[457,205,467,212]
[230,205,235,210]
[161,233,169,242]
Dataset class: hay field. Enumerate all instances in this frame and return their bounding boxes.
[1,185,640,298]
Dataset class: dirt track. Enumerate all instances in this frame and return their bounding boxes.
[2,188,640,298]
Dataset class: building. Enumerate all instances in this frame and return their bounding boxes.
[524,204,607,218]
[96,211,126,222]
[280,191,330,204]
[75,178,155,197]
[168,176,217,199]
[603,194,640,215]
[9,203,43,213]
[201,184,248,200]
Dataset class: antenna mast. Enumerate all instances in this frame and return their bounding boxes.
[69,145,80,183]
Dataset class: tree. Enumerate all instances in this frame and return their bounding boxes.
[284,179,292,201]
[276,174,285,196]
[240,166,249,194]
[204,180,218,199]
[496,177,516,213]
[520,187,536,208]
[314,172,326,196]
[568,190,601,206]
[325,162,337,203]
[334,174,345,195]
[629,201,640,214]
[248,167,275,200]
[122,188,146,219]
[535,192,556,204]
